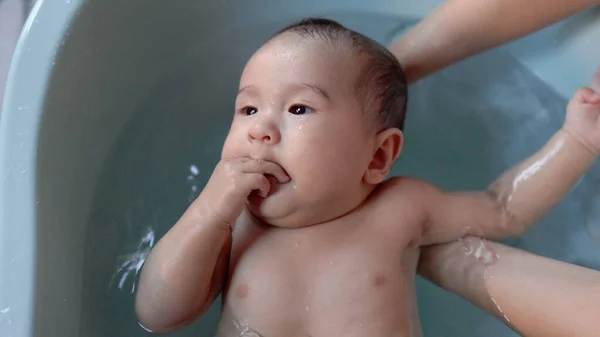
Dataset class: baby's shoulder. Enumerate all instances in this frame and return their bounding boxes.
[374,176,437,203]
[368,176,440,224]
[363,176,434,245]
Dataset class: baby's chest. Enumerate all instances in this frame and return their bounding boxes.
[224,227,419,333]
[232,237,398,291]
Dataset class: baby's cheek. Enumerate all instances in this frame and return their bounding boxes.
[291,158,338,192]
[289,133,364,183]
[221,135,246,158]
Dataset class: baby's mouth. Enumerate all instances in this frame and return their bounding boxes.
[265,174,281,186]
[268,165,291,184]
[252,157,290,184]
[248,173,286,201]
[264,164,290,198]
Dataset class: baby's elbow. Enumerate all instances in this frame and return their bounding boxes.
[495,210,529,238]
[484,190,529,238]
[135,291,174,334]
[135,299,197,334]
[505,220,527,237]
[134,284,195,334]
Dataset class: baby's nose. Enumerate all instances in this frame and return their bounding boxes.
[248,122,280,145]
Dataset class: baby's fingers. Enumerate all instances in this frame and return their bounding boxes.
[242,159,290,183]
[573,87,600,105]
[244,173,271,198]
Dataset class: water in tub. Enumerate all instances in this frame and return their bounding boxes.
[80,11,600,337]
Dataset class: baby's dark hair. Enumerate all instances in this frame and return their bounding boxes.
[270,18,408,131]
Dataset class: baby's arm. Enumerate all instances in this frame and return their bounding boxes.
[418,83,600,245]
[389,0,600,83]
[136,158,289,332]
[135,200,232,333]
[418,237,600,336]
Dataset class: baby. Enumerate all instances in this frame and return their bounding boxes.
[136,18,600,337]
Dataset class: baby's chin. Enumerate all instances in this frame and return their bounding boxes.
[246,193,311,228]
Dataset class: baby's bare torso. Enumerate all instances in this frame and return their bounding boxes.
[217,181,425,337]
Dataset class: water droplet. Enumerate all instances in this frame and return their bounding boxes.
[65,0,71,3]
[20,170,27,174]
[190,164,199,176]
[0,307,10,314]
[18,106,29,111]
[305,305,309,311]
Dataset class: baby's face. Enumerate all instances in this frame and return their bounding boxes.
[222,35,377,228]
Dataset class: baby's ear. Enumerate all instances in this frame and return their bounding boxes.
[364,128,403,184]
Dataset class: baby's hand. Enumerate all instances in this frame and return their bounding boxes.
[564,69,600,155]
[199,158,290,227]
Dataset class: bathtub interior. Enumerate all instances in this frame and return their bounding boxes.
[1,0,600,336]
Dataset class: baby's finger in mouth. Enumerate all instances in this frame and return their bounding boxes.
[264,166,290,183]
[242,159,290,183]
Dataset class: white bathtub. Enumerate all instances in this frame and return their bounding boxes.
[1,0,599,336]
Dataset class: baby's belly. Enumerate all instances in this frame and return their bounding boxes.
[218,239,422,337]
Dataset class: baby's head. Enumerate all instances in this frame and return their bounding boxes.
[222,18,407,228]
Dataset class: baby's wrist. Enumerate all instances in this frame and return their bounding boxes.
[190,197,233,232]
[559,127,600,158]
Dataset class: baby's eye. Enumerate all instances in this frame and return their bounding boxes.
[242,106,258,116]
[288,104,314,115]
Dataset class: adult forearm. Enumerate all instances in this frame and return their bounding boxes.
[419,237,600,337]
[390,0,599,83]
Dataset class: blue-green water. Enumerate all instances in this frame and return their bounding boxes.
[81,11,600,337]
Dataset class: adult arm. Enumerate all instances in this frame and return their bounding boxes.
[389,0,600,83]
[418,237,600,337]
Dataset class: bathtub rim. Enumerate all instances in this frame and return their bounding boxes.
[0,0,83,334]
